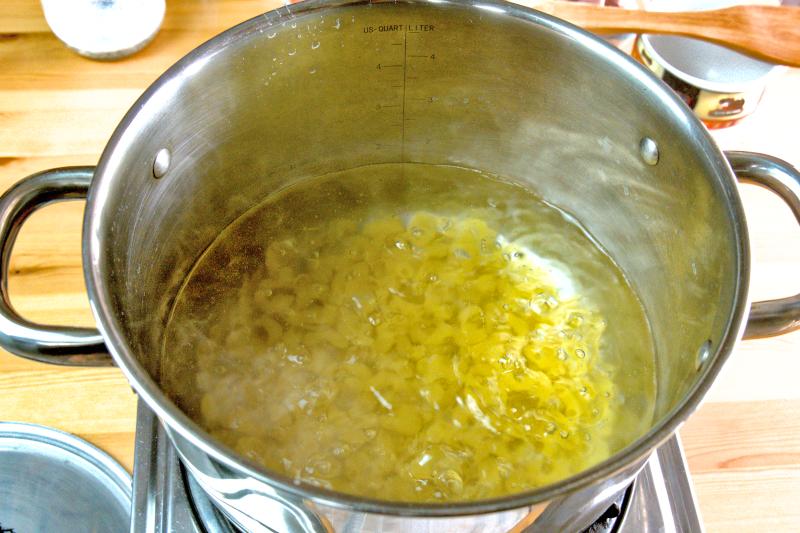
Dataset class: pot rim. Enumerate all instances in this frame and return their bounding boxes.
[83,0,750,517]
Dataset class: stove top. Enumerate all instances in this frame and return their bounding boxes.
[130,400,703,533]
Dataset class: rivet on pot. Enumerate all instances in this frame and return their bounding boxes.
[696,339,712,371]
[153,148,171,179]
[639,137,659,166]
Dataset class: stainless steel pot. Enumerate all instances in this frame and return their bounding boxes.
[1,1,799,531]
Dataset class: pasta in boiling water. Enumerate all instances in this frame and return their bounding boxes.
[161,163,656,502]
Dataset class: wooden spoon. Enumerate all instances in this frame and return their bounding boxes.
[512,2,800,67]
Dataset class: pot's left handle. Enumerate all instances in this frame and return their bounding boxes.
[0,167,111,366]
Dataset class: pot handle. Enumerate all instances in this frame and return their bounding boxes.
[727,151,800,339]
[0,167,111,366]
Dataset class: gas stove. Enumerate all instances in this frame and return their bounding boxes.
[130,400,703,532]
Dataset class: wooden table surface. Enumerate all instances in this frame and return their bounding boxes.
[1,1,799,531]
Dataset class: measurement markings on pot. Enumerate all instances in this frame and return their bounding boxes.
[370,23,437,159]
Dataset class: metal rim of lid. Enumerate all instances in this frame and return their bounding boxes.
[0,421,132,505]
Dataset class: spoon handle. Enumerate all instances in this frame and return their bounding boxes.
[519,2,800,67]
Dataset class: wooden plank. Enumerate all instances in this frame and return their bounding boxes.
[0,0,288,91]
[693,468,800,533]
[0,89,141,156]
[0,155,100,182]
[78,430,137,473]
[682,400,800,473]
[0,365,137,449]
[1,0,48,33]
[3,186,92,329]
[705,340,800,404]
[0,30,215,90]
[2,0,287,34]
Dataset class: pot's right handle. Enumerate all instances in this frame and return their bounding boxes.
[727,151,800,339]
[0,167,111,365]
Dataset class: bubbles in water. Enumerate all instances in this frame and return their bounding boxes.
[568,312,583,327]
[311,41,320,49]
[559,430,570,439]
[388,287,405,298]
[309,67,317,74]
[267,31,277,39]
[291,21,297,28]
[576,348,586,359]
[333,18,341,29]
[368,314,381,326]
[286,354,305,365]
[442,469,463,493]
[288,48,296,56]
[557,348,567,361]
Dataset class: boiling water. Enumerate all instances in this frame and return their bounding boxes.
[160,163,656,502]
